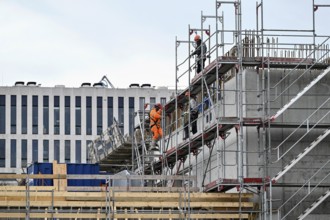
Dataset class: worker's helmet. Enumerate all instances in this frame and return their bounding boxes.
[155,103,162,109]
[194,35,201,42]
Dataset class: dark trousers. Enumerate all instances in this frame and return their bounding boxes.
[197,58,206,73]
[183,112,198,140]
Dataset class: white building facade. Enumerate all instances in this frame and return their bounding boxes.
[0,82,173,173]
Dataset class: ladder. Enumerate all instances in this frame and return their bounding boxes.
[297,189,330,220]
[272,128,330,182]
[133,110,155,175]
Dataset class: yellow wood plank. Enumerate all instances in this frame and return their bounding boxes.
[53,161,67,191]
[0,200,254,208]
[0,212,250,219]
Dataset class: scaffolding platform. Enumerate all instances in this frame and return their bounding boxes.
[153,117,263,172]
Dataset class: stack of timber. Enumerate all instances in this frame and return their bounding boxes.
[0,185,257,219]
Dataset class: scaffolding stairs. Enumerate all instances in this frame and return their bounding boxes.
[272,128,330,183]
[297,189,330,220]
[133,110,159,175]
[270,66,330,121]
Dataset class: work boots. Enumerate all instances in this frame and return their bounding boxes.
[149,139,159,151]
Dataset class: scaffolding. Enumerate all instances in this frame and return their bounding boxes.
[5,0,330,219]
[130,0,330,219]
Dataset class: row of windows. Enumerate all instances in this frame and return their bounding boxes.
[0,139,92,168]
[0,95,167,136]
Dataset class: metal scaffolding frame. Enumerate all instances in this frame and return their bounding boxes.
[85,0,330,219]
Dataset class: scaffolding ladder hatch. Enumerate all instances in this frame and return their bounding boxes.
[204,178,265,192]
[271,67,330,121]
[272,128,330,183]
[297,189,330,220]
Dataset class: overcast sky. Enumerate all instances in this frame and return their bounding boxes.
[0,0,328,89]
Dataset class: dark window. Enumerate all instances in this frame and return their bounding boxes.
[107,97,113,130]
[97,97,103,135]
[43,140,49,162]
[129,97,134,135]
[32,96,38,134]
[65,96,70,135]
[161,97,166,106]
[118,97,124,134]
[11,95,16,134]
[0,96,5,134]
[75,96,81,135]
[43,96,49,134]
[10,140,16,168]
[139,97,145,111]
[21,140,27,167]
[32,140,38,162]
[54,140,60,162]
[21,96,27,134]
[86,96,92,135]
[65,140,70,163]
[0,139,5,167]
[75,140,81,163]
[150,97,156,106]
[54,96,60,134]
[86,140,92,163]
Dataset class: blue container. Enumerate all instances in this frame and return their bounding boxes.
[27,162,53,186]
[67,163,101,186]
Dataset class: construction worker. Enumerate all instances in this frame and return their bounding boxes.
[183,92,198,140]
[191,34,207,74]
[149,103,163,151]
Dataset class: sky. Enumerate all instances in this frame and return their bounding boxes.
[0,0,328,89]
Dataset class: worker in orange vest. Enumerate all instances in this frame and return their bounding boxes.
[149,103,163,151]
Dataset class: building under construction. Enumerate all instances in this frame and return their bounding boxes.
[1,0,330,219]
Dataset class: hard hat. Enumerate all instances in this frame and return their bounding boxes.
[194,35,201,41]
[155,103,162,109]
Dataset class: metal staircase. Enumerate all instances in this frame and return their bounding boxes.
[271,66,330,121]
[276,158,330,219]
[297,189,330,220]
[272,127,330,183]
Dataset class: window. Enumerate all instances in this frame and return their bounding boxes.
[43,96,49,134]
[86,96,92,135]
[65,96,70,135]
[139,97,145,111]
[54,140,60,162]
[10,140,16,168]
[54,96,60,134]
[107,97,113,131]
[32,96,38,134]
[65,140,70,163]
[21,95,27,134]
[32,140,38,162]
[161,97,167,107]
[43,140,49,162]
[0,96,5,134]
[75,140,81,163]
[0,139,5,167]
[150,97,156,107]
[86,140,92,163]
[75,96,81,135]
[129,97,134,135]
[118,97,124,134]
[21,140,27,167]
[10,95,16,134]
[97,97,103,135]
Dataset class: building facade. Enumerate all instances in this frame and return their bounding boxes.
[0,82,173,174]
